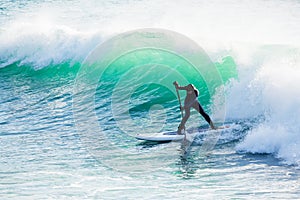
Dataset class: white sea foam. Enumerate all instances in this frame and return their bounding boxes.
[230,47,300,165]
[1,0,300,68]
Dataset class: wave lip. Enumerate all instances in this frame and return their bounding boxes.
[0,21,102,69]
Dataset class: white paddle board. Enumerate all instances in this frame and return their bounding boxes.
[135,131,184,142]
[135,125,232,142]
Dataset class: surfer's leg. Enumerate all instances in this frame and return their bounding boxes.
[193,102,216,129]
[177,107,190,134]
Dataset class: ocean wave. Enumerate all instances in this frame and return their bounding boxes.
[0,22,102,69]
[1,0,300,166]
[228,46,300,166]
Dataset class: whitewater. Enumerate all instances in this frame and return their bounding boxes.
[0,0,300,199]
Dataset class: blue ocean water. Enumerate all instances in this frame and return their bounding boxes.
[1,0,300,199]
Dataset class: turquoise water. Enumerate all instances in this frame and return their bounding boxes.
[1,0,300,199]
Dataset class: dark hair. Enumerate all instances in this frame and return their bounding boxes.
[194,89,199,97]
[189,84,199,97]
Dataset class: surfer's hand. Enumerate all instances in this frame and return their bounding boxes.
[173,81,178,88]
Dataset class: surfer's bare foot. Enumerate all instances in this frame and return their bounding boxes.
[210,122,217,130]
[177,125,185,135]
[177,130,184,135]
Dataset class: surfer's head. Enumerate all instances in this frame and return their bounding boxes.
[189,84,199,96]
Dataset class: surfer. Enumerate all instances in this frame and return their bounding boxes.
[173,81,216,134]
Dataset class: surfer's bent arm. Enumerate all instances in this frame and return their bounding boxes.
[177,85,190,90]
[173,81,190,90]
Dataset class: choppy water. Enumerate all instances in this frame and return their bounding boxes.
[1,0,300,199]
